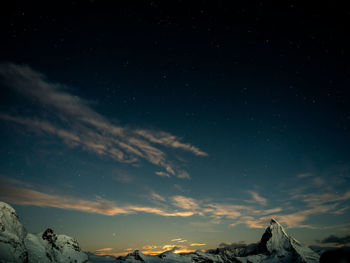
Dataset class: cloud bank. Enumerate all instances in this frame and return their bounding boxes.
[0,62,207,178]
[1,177,347,232]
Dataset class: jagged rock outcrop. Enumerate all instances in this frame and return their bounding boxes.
[0,201,88,263]
[0,202,28,263]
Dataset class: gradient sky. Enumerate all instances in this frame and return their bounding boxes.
[1,1,350,257]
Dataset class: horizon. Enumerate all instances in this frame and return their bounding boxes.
[1,1,350,258]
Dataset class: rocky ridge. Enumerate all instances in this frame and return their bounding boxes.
[0,201,88,263]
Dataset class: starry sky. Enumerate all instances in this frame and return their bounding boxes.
[1,0,350,257]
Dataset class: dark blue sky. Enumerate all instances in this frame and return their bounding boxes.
[0,1,350,256]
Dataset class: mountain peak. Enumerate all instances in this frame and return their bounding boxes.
[270,218,278,224]
[260,218,292,255]
[254,218,319,262]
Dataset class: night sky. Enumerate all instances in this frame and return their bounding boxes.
[1,1,350,257]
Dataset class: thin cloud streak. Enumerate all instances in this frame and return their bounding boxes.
[229,203,340,229]
[303,191,350,206]
[172,196,200,210]
[150,191,166,202]
[297,173,314,178]
[155,171,170,178]
[94,248,113,255]
[246,191,267,206]
[134,129,208,157]
[142,245,158,250]
[94,248,116,256]
[0,62,207,178]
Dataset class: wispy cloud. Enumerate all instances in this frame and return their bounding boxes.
[230,203,340,229]
[160,244,193,254]
[93,247,128,257]
[303,191,350,206]
[271,205,338,228]
[94,248,113,255]
[246,191,267,206]
[142,245,158,250]
[203,204,243,219]
[177,171,190,179]
[176,240,187,243]
[155,171,170,178]
[173,184,188,193]
[170,238,188,244]
[134,129,208,157]
[252,207,282,215]
[94,248,113,252]
[150,191,166,202]
[172,196,200,210]
[0,62,207,178]
[270,169,350,229]
[162,244,178,250]
[297,173,314,178]
[331,206,348,215]
[190,243,206,246]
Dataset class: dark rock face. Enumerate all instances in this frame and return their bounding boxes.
[259,224,272,253]
[320,248,350,263]
[42,228,57,243]
[42,228,59,250]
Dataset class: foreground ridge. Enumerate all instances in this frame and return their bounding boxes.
[0,201,88,263]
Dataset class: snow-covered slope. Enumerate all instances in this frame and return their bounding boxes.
[0,202,28,263]
[244,218,320,263]
[0,201,88,263]
[24,229,88,263]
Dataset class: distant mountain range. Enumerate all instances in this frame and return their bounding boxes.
[113,218,319,263]
[0,201,347,263]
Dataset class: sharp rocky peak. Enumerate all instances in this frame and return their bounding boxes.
[260,218,293,255]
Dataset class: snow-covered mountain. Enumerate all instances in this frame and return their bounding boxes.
[0,201,320,263]
[0,201,88,263]
[114,219,319,263]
